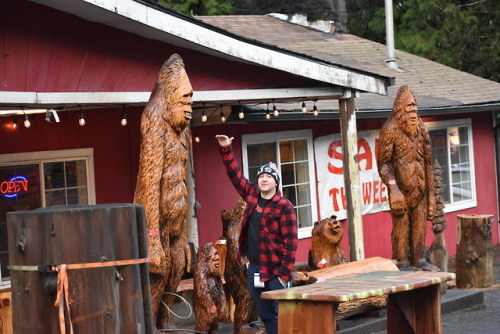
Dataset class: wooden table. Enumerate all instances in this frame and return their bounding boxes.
[261,271,455,334]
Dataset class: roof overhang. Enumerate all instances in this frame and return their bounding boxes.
[28,0,391,96]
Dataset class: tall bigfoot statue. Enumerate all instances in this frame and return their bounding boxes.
[377,85,438,271]
[134,54,193,327]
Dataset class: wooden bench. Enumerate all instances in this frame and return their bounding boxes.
[261,270,455,334]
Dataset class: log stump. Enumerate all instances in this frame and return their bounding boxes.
[456,214,495,288]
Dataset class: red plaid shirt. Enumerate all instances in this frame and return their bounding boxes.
[220,145,298,281]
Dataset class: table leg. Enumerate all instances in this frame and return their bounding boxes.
[277,300,338,334]
[387,284,441,334]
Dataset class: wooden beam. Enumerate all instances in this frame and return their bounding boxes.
[338,90,365,261]
[0,87,343,110]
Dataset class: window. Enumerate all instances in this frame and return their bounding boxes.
[427,119,476,211]
[242,130,318,238]
[0,148,95,279]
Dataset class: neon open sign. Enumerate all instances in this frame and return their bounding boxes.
[1,176,29,198]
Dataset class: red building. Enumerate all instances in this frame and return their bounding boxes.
[1,0,499,278]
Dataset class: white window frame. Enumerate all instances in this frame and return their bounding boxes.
[426,118,476,212]
[242,129,318,239]
[0,148,96,206]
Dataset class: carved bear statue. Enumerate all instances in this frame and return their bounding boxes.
[308,215,347,270]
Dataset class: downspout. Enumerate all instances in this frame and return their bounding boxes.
[385,0,401,70]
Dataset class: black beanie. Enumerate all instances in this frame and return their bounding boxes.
[257,162,280,186]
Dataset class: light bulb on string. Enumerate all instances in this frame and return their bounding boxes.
[12,117,17,129]
[24,114,31,128]
[201,103,207,123]
[266,109,271,120]
[220,111,226,122]
[79,113,86,126]
[301,101,307,113]
[194,132,200,143]
[121,112,127,126]
[313,101,319,116]
[273,104,279,117]
[239,109,245,119]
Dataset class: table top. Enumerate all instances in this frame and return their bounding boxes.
[261,271,455,303]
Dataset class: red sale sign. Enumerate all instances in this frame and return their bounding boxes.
[314,130,389,220]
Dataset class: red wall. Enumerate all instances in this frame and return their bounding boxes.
[192,112,499,262]
[1,0,314,94]
[0,106,143,204]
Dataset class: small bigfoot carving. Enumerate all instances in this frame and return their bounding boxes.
[377,85,438,271]
[193,243,228,334]
[133,53,193,327]
[221,198,258,334]
[308,215,347,270]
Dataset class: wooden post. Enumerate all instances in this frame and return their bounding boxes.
[456,214,495,288]
[339,90,365,261]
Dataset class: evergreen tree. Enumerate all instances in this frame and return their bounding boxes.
[346,0,499,82]
[152,0,232,16]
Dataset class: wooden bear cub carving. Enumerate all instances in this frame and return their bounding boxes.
[193,243,228,334]
[308,215,347,270]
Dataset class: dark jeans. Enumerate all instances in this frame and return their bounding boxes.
[246,263,291,334]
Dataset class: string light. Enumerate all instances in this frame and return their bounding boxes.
[238,109,245,119]
[78,105,85,126]
[220,110,226,122]
[273,104,279,117]
[24,114,31,128]
[201,103,207,123]
[79,113,86,126]
[194,133,200,143]
[301,101,307,113]
[313,101,320,116]
[12,117,17,129]
[121,112,127,126]
[266,109,271,120]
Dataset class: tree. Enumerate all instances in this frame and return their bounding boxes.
[346,0,499,82]
[151,0,232,16]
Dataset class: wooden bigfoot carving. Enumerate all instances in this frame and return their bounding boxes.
[134,53,193,327]
[193,243,228,334]
[308,215,347,270]
[221,198,258,334]
[377,85,438,271]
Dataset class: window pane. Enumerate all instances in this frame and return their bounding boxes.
[67,188,80,205]
[43,160,88,206]
[297,205,312,228]
[46,190,66,206]
[45,162,65,189]
[0,164,41,278]
[430,130,451,203]
[430,124,472,205]
[296,161,309,184]
[283,185,296,206]
[279,141,294,163]
[247,143,276,183]
[281,163,295,185]
[293,139,308,161]
[297,184,311,206]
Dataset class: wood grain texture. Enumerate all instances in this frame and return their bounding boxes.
[133,54,193,328]
[456,214,494,288]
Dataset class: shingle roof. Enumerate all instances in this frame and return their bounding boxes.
[196,15,500,114]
